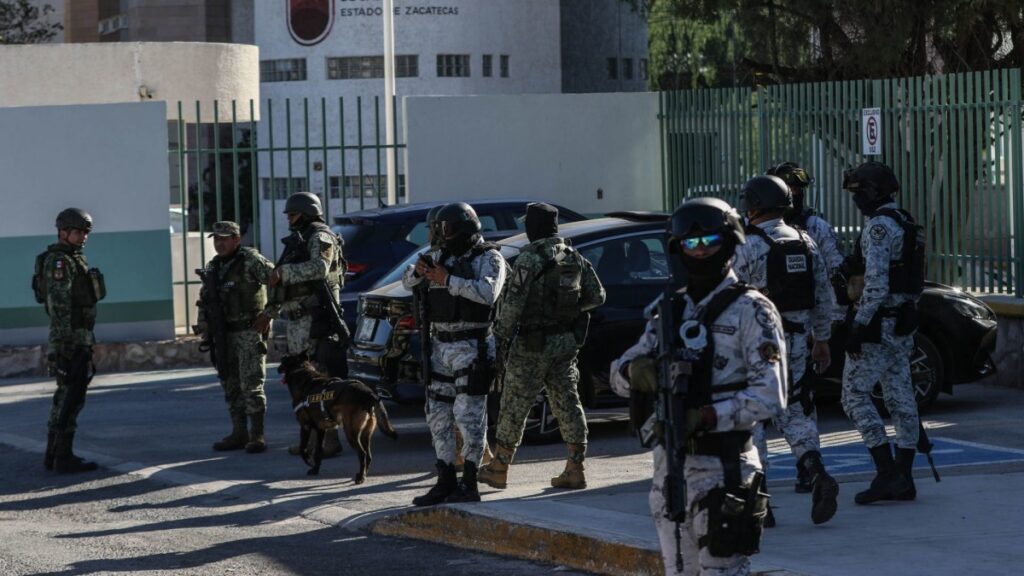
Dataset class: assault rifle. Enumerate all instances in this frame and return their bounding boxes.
[313,278,351,346]
[195,265,228,379]
[652,286,691,523]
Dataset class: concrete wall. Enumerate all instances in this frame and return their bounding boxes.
[0,42,260,122]
[403,92,662,215]
[0,102,174,346]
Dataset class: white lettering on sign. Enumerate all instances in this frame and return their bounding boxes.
[862,107,881,156]
[337,0,460,18]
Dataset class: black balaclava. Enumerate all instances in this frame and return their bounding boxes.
[526,202,559,242]
[852,192,891,216]
[444,232,477,257]
[680,236,736,303]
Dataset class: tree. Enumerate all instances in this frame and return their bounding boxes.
[0,0,62,45]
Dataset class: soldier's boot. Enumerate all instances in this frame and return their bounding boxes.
[412,459,458,507]
[798,450,839,525]
[478,442,516,489]
[550,443,587,490]
[446,461,481,503]
[44,431,57,471]
[245,413,267,454]
[454,428,466,472]
[54,432,98,474]
[322,428,343,458]
[213,415,248,451]
[894,447,917,501]
[855,444,912,505]
[794,462,813,493]
[764,503,776,528]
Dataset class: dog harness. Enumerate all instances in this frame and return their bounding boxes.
[293,378,351,430]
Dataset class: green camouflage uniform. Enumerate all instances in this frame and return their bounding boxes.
[492,237,606,448]
[196,246,275,418]
[43,244,98,433]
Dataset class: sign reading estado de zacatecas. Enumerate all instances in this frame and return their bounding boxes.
[338,0,461,18]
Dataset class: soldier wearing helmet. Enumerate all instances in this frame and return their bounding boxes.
[610,197,786,575]
[33,208,105,473]
[403,202,508,505]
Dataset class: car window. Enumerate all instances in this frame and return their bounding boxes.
[372,244,432,289]
[478,214,499,233]
[579,234,670,286]
[405,221,430,245]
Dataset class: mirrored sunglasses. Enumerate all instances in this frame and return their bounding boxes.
[680,233,723,250]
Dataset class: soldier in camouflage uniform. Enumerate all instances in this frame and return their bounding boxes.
[611,198,786,576]
[403,202,507,505]
[841,162,924,504]
[253,192,346,457]
[732,175,839,526]
[479,202,605,491]
[36,208,105,474]
[195,221,276,454]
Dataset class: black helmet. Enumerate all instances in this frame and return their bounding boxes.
[436,202,481,254]
[843,161,899,200]
[283,192,323,217]
[56,208,93,232]
[668,197,745,252]
[766,162,813,189]
[426,205,444,226]
[739,175,792,213]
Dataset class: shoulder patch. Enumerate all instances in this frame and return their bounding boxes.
[869,225,887,241]
[52,258,66,281]
[758,342,781,364]
[755,305,776,330]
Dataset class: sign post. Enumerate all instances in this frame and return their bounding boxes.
[862,107,881,156]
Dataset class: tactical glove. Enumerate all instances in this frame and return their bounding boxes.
[627,356,658,393]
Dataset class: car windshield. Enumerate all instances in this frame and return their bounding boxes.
[371,244,433,289]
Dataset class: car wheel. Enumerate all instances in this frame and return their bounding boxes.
[871,333,944,412]
[522,392,563,445]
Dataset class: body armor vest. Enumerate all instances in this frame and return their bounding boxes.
[216,248,268,327]
[853,208,926,296]
[745,226,815,313]
[522,243,583,331]
[280,222,345,301]
[34,245,105,329]
[426,243,497,324]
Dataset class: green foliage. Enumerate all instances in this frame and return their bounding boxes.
[0,0,62,45]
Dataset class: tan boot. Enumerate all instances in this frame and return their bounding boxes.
[551,443,587,489]
[454,428,466,472]
[245,413,267,454]
[478,443,516,489]
[213,415,248,451]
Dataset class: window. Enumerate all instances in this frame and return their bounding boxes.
[623,58,634,80]
[261,177,309,200]
[260,59,307,83]
[500,55,510,78]
[329,175,406,199]
[640,58,649,81]
[327,55,418,80]
[482,54,493,77]
[606,57,618,80]
[98,13,127,35]
[579,235,669,286]
[436,54,471,77]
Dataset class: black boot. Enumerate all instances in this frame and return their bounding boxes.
[763,503,776,528]
[44,431,56,471]
[894,447,917,501]
[794,462,813,493]
[412,460,458,507]
[446,461,481,503]
[54,432,98,474]
[855,444,911,505]
[798,450,839,524]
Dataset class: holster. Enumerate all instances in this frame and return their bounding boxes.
[465,337,493,396]
[894,301,918,336]
[699,471,769,558]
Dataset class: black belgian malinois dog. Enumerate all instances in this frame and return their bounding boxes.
[278,354,397,483]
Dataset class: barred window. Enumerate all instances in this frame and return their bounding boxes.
[327,55,419,80]
[436,54,470,78]
[329,175,406,199]
[623,58,634,80]
[260,59,307,83]
[500,55,510,78]
[260,177,309,200]
[607,57,618,80]
[640,58,649,81]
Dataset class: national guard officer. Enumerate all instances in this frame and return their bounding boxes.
[195,221,276,454]
[33,208,106,473]
[732,175,839,526]
[403,202,507,505]
[771,162,847,289]
[611,198,786,575]
[841,161,926,504]
[253,192,347,458]
[479,202,605,491]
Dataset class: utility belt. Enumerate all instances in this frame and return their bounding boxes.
[428,327,493,399]
[781,319,806,335]
[519,324,575,353]
[690,430,753,456]
[225,318,257,332]
[849,301,917,343]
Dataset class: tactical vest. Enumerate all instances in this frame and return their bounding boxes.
[745,226,815,313]
[33,245,105,329]
[853,208,926,296]
[280,222,346,301]
[426,243,498,324]
[522,243,583,331]
[216,248,268,328]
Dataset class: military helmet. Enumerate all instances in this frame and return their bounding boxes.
[739,175,792,213]
[426,204,444,226]
[55,208,93,232]
[766,162,813,189]
[667,197,745,253]
[436,202,482,239]
[842,161,899,200]
[282,191,323,217]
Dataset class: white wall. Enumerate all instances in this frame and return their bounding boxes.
[403,92,662,215]
[0,42,260,122]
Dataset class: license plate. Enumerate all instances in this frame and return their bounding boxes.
[356,317,377,342]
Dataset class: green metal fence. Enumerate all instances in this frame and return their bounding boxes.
[169,97,406,333]
[659,69,1024,296]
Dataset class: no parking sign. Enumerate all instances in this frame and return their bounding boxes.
[862,107,881,155]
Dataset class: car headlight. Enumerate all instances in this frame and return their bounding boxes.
[943,294,996,320]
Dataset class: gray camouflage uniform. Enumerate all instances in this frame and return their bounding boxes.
[842,202,920,450]
[611,271,787,576]
[733,218,833,469]
[403,238,507,466]
[794,212,847,321]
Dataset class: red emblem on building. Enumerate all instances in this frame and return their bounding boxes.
[287,0,335,46]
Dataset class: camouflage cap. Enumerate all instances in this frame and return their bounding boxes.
[208,221,241,237]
